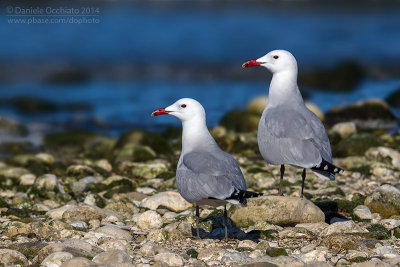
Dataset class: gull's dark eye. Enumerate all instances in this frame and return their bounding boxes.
[181,104,187,108]
[273,55,279,59]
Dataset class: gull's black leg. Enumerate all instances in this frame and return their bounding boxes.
[224,204,228,241]
[301,168,306,199]
[278,164,285,196]
[196,203,200,239]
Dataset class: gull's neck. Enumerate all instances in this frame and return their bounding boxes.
[181,117,217,154]
[267,69,304,107]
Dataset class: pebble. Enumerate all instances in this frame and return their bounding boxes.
[154,252,184,266]
[353,205,373,220]
[96,225,133,241]
[41,252,74,266]
[141,191,191,212]
[92,249,132,264]
[137,210,163,230]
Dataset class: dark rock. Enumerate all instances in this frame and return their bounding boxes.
[266,247,288,257]
[45,68,91,84]
[44,131,97,157]
[299,61,364,92]
[324,99,396,128]
[333,133,383,157]
[385,88,400,107]
[219,110,259,132]
[114,130,172,155]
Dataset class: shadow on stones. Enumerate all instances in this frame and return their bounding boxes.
[190,215,261,241]
[314,201,349,224]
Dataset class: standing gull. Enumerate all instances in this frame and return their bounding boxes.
[242,50,344,198]
[152,98,261,240]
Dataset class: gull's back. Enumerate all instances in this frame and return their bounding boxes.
[176,146,246,204]
[258,102,332,168]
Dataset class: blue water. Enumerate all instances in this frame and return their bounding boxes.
[0,3,400,135]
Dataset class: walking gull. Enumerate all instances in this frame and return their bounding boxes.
[242,50,344,198]
[152,98,261,240]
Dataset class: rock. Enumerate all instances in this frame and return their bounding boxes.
[66,164,98,179]
[264,256,305,267]
[92,249,132,264]
[95,159,112,172]
[299,247,327,263]
[220,110,260,132]
[114,130,172,155]
[35,153,54,165]
[295,223,329,235]
[320,220,366,235]
[0,166,29,179]
[353,205,373,220]
[220,250,251,264]
[41,252,73,266]
[96,225,133,241]
[353,258,389,267]
[230,196,325,227]
[0,249,28,266]
[61,205,107,222]
[104,201,138,218]
[247,96,268,115]
[62,239,103,256]
[46,204,76,220]
[20,173,36,185]
[300,60,364,92]
[37,243,97,263]
[162,221,192,240]
[130,162,169,179]
[137,210,163,230]
[319,234,363,253]
[141,191,191,212]
[33,174,65,197]
[385,87,400,107]
[68,221,88,230]
[365,185,400,218]
[197,247,226,262]
[5,221,59,240]
[154,252,184,266]
[365,146,400,167]
[99,238,131,252]
[115,144,156,163]
[266,247,288,257]
[139,241,169,256]
[380,219,400,229]
[375,245,396,257]
[60,257,93,267]
[324,99,396,128]
[44,131,98,157]
[331,122,357,138]
[334,133,382,157]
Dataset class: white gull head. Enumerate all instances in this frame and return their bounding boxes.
[152,98,206,122]
[242,49,297,75]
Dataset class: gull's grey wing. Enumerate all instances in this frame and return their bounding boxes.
[258,106,332,167]
[175,151,246,203]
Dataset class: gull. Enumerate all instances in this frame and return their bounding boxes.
[152,98,261,240]
[242,50,344,198]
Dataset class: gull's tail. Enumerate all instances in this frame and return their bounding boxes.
[311,158,344,181]
[227,188,263,207]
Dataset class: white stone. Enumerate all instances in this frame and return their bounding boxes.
[320,220,366,236]
[154,252,184,266]
[42,252,73,267]
[331,122,357,138]
[380,219,400,229]
[137,210,163,230]
[20,173,36,185]
[353,205,373,220]
[96,225,132,241]
[375,245,397,258]
[141,191,191,212]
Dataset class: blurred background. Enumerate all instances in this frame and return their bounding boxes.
[0,0,400,147]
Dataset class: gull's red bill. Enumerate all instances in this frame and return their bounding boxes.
[151,108,170,116]
[242,59,263,68]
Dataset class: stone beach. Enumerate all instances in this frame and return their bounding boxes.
[0,98,400,266]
